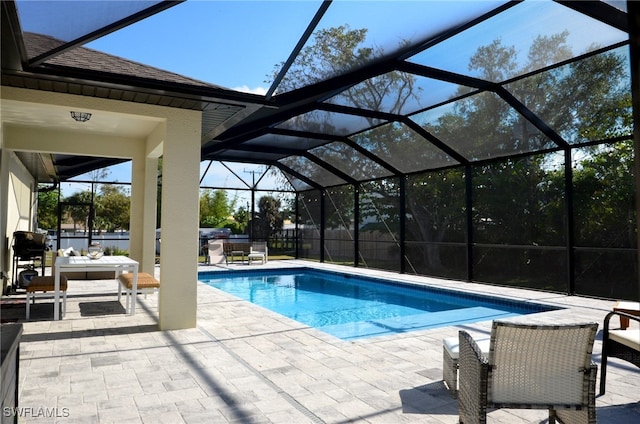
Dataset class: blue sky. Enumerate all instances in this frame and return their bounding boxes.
[87,0,324,94]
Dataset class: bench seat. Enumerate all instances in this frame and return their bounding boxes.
[26,275,68,320]
[117,272,160,313]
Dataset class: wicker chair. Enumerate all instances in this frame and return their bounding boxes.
[599,311,640,395]
[458,321,598,424]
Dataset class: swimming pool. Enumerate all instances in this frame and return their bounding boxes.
[199,268,558,340]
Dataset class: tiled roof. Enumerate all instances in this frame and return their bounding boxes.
[24,32,222,89]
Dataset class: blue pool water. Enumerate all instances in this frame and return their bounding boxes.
[199,268,557,340]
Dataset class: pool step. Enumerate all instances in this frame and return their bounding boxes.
[319,306,519,340]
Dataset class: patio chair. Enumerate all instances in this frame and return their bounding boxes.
[599,310,640,395]
[248,241,268,264]
[443,336,490,398]
[458,320,598,424]
[208,240,227,265]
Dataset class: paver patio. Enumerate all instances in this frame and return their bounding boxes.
[4,260,639,423]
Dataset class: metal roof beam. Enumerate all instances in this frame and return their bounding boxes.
[339,137,403,176]
[28,1,184,67]
[302,152,357,185]
[266,1,332,99]
[555,1,627,32]
[317,102,404,123]
[400,118,469,165]
[396,61,496,91]
[223,144,304,157]
[274,162,324,190]
[269,127,403,176]
[495,87,569,149]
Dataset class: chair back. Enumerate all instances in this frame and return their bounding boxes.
[208,241,225,264]
[488,321,597,406]
[251,242,267,253]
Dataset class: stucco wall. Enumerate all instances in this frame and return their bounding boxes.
[1,150,36,292]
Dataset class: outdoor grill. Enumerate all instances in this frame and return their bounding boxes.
[12,231,46,259]
[11,231,46,290]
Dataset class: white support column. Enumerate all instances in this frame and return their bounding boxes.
[0,148,9,292]
[129,153,159,275]
[142,156,159,272]
[159,111,201,330]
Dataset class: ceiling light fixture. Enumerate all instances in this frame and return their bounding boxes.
[70,111,92,122]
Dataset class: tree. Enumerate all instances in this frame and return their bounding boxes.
[252,195,283,240]
[271,25,374,92]
[37,188,58,230]
[233,205,249,233]
[64,190,92,232]
[199,189,233,228]
[95,184,130,232]
[571,141,635,248]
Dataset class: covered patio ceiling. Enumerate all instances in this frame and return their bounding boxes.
[1,1,635,191]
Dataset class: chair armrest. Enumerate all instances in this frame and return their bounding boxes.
[458,331,490,423]
[585,361,597,403]
[603,310,640,347]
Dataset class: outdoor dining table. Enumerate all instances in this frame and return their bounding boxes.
[53,255,139,320]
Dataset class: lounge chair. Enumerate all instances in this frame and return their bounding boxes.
[208,240,227,265]
[458,320,598,424]
[248,241,268,264]
[599,310,640,395]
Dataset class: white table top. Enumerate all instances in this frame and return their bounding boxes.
[56,255,138,267]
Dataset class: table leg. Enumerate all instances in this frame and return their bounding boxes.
[54,267,60,320]
[612,302,640,329]
[131,266,138,315]
[619,315,630,330]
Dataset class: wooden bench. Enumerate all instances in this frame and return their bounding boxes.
[613,301,640,329]
[25,275,68,320]
[117,272,160,314]
[223,242,252,263]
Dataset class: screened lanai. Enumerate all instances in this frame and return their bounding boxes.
[2,1,639,304]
